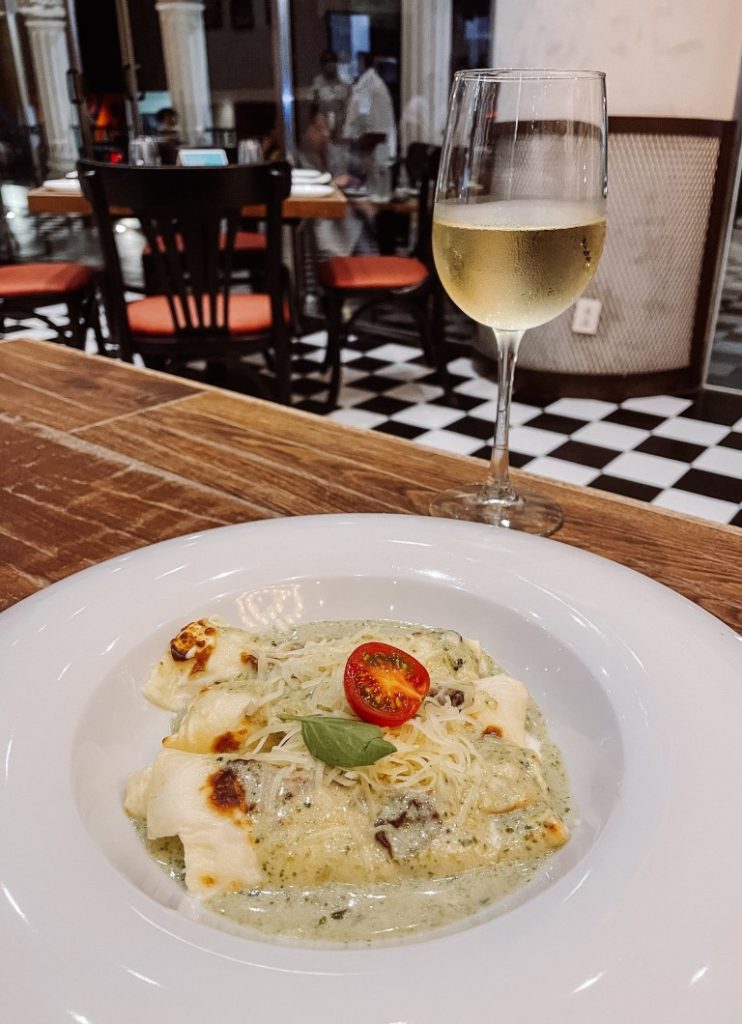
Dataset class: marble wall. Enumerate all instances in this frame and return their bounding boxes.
[493,0,742,119]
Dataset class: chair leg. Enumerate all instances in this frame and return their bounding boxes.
[323,289,344,409]
[412,299,435,365]
[407,293,452,398]
[204,360,229,386]
[283,264,302,340]
[88,285,106,354]
[142,355,169,372]
[428,286,451,396]
[272,323,292,406]
[321,291,337,371]
[65,294,86,349]
[77,282,104,354]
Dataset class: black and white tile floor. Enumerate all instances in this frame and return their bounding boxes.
[286,331,742,527]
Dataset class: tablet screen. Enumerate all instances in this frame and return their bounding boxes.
[177,149,229,167]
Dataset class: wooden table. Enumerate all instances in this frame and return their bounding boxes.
[1,338,740,632]
[26,183,348,220]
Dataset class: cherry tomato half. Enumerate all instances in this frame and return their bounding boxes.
[343,642,431,728]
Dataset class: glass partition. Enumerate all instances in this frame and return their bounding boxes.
[204,0,276,156]
[291,0,400,167]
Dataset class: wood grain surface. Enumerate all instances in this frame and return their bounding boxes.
[1,339,740,632]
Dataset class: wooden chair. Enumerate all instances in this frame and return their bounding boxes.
[405,141,438,190]
[78,160,294,404]
[140,226,268,294]
[317,145,447,408]
[0,260,100,348]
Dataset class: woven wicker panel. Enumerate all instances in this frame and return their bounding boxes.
[518,131,721,375]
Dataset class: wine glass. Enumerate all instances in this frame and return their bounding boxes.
[128,135,161,167]
[237,138,264,165]
[431,69,607,535]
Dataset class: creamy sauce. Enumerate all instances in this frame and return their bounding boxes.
[132,620,571,944]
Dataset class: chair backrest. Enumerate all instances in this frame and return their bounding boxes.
[411,145,441,270]
[78,160,291,360]
[405,142,436,189]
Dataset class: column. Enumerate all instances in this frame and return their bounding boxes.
[17,0,78,176]
[270,0,296,162]
[400,0,452,154]
[155,0,212,144]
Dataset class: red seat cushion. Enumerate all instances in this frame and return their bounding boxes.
[127,293,283,337]
[0,262,94,298]
[318,255,427,290]
[234,231,267,252]
[142,231,267,255]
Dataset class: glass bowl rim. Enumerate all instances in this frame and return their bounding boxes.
[453,68,606,82]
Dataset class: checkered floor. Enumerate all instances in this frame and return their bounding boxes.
[286,331,742,527]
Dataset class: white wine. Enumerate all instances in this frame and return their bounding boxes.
[432,199,606,331]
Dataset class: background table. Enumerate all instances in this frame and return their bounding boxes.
[26,183,349,220]
[1,338,739,632]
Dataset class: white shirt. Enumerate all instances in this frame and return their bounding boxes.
[342,67,397,160]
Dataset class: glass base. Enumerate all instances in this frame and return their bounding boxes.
[429,484,563,537]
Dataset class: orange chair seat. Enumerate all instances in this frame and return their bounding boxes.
[318,255,427,291]
[0,262,94,298]
[234,231,267,253]
[142,231,267,256]
[127,293,284,337]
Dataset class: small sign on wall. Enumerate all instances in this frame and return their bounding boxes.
[571,298,603,335]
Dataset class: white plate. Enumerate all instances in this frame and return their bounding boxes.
[292,169,332,184]
[289,182,335,197]
[1,514,740,1023]
[42,177,82,192]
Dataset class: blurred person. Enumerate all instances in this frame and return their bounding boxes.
[312,49,351,142]
[155,107,179,138]
[154,106,181,165]
[298,105,376,259]
[299,103,352,180]
[342,52,397,166]
[260,120,282,162]
[299,104,337,173]
[244,104,282,161]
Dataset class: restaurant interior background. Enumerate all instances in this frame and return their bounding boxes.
[0,0,740,524]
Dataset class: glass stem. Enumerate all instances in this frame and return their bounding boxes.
[485,328,524,497]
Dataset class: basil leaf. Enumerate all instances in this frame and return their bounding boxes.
[293,715,397,768]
